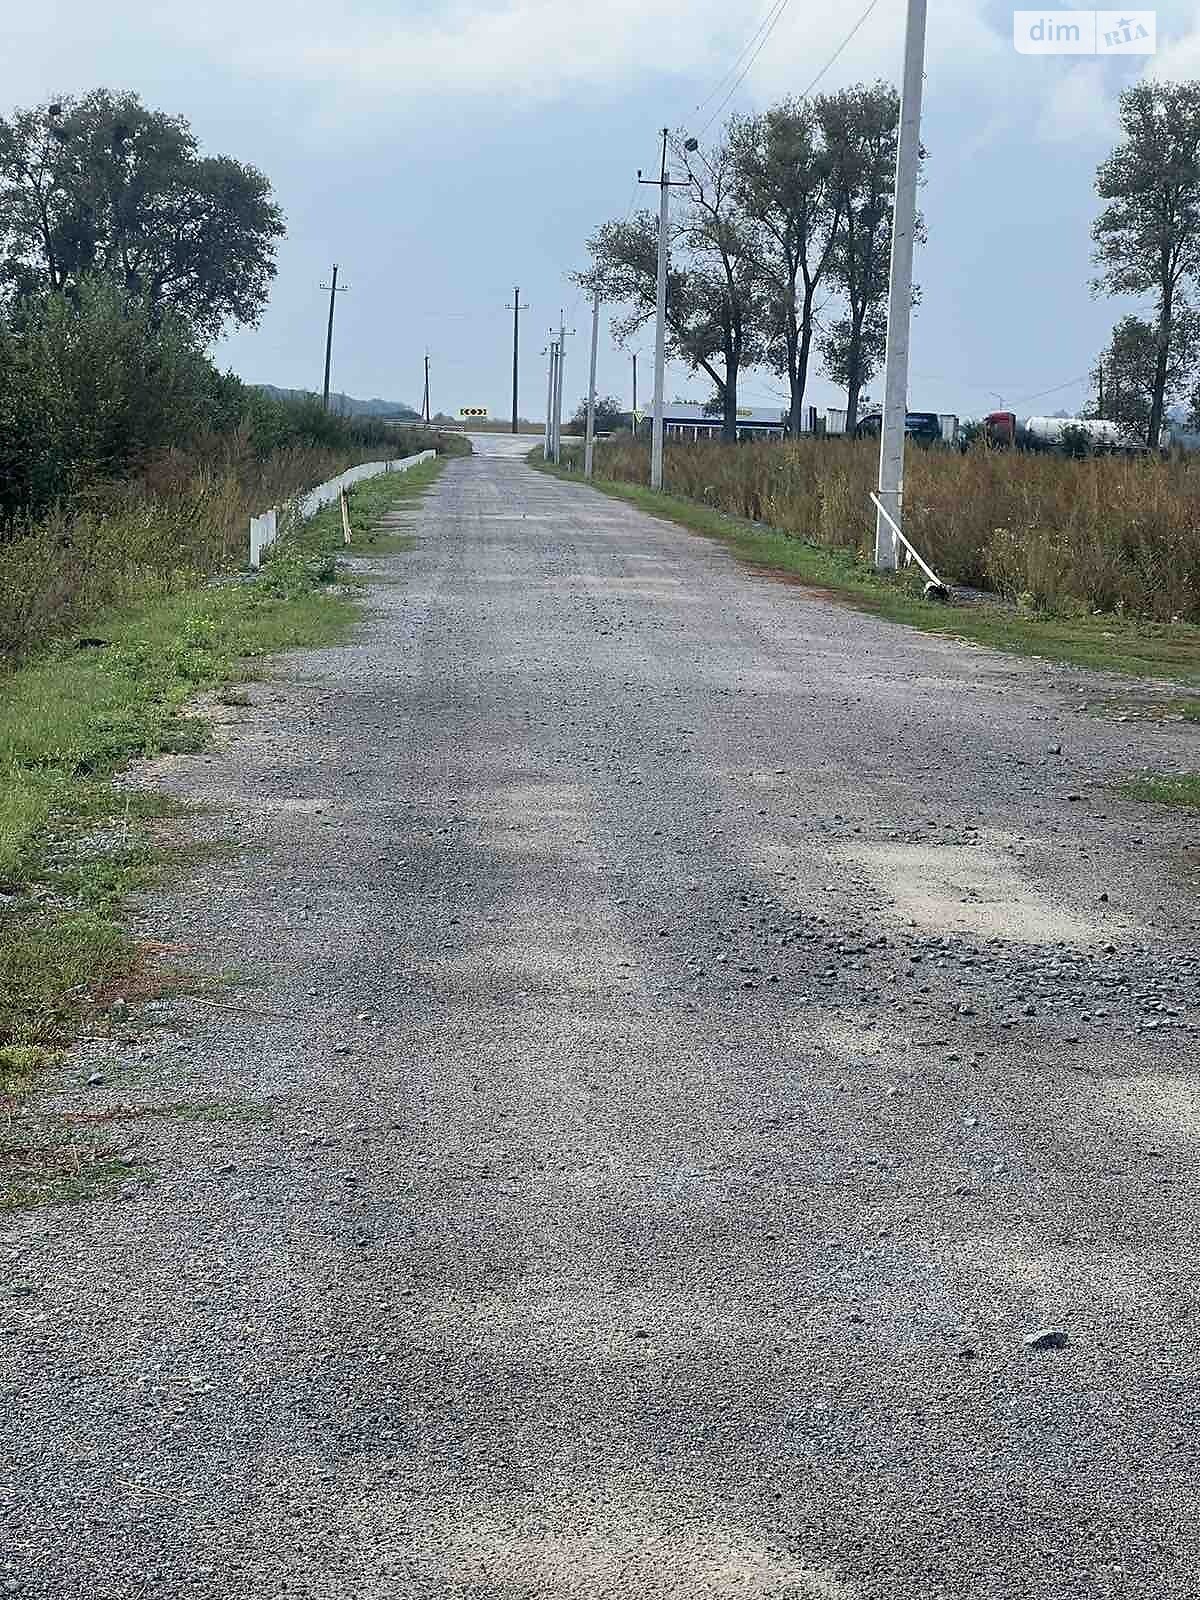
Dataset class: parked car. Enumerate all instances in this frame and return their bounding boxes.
[853,410,946,447]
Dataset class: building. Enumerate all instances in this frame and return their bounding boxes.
[639,402,789,442]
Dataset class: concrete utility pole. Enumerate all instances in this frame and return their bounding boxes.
[632,351,639,422]
[584,288,601,480]
[544,339,558,459]
[506,288,529,434]
[422,352,432,424]
[874,0,927,569]
[320,264,349,412]
[553,310,575,465]
[639,131,689,491]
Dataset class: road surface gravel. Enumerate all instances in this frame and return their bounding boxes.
[2,433,1199,1599]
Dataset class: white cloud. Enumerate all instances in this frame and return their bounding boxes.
[1036,61,1118,142]
[1145,4,1200,79]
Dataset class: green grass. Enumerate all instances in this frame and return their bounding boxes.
[290,456,446,559]
[1121,773,1200,808]
[0,463,435,1128]
[533,455,1200,685]
[0,1145,140,1213]
[63,1097,274,1126]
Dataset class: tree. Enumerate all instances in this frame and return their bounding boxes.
[817,84,906,434]
[0,91,285,340]
[675,135,764,439]
[565,395,626,435]
[1090,309,1200,439]
[1093,81,1200,447]
[728,100,841,437]
[577,206,756,440]
[0,278,225,527]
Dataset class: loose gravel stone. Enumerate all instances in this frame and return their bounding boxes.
[3,437,1197,1600]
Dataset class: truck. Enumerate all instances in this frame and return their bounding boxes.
[825,408,958,446]
[982,412,1139,454]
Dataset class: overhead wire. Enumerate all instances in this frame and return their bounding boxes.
[699,0,795,134]
[795,0,884,102]
[694,0,792,117]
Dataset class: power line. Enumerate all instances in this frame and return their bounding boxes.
[796,0,884,102]
[700,0,795,134]
[1009,373,1092,407]
[694,0,791,117]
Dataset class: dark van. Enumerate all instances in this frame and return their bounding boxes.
[854,411,943,446]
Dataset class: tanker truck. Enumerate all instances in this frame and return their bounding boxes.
[983,411,1139,454]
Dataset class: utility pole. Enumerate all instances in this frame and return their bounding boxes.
[320,264,349,411]
[422,352,431,424]
[585,288,601,480]
[632,351,639,424]
[553,309,575,465]
[874,0,927,570]
[506,288,529,434]
[544,339,558,460]
[639,130,689,491]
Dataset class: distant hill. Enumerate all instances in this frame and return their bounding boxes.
[253,384,420,420]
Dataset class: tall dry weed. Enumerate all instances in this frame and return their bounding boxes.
[594,437,1200,621]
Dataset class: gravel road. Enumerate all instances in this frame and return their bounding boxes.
[3,435,1199,1599]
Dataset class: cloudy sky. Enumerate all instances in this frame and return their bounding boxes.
[9,0,1199,422]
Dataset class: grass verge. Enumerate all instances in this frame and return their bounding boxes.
[0,461,437,1204]
[1121,774,1200,808]
[532,455,1200,685]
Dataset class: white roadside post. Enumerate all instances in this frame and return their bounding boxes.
[584,288,601,480]
[874,0,927,570]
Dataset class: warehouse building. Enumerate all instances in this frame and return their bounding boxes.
[640,402,789,442]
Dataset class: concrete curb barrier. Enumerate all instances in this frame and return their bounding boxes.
[248,450,436,569]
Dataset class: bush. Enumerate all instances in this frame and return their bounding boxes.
[0,280,223,527]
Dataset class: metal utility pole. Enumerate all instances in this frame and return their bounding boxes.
[639,131,689,491]
[506,288,529,434]
[874,0,927,569]
[544,339,558,459]
[584,288,601,480]
[320,265,349,411]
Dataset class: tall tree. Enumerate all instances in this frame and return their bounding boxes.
[817,83,904,434]
[1090,309,1200,440]
[0,91,285,340]
[675,135,763,439]
[728,99,841,436]
[1092,81,1200,447]
[578,194,758,440]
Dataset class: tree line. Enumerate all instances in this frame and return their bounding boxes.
[1090,82,1200,445]
[0,89,391,531]
[580,80,1200,451]
[578,84,906,442]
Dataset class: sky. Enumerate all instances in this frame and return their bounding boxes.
[8,0,1200,424]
